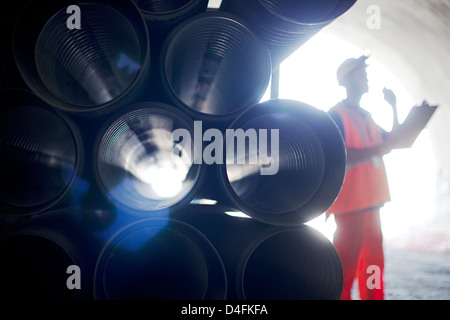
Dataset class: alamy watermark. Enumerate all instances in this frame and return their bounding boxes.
[67,4,383,31]
[66,265,81,290]
[66,5,81,30]
[366,265,382,290]
[64,264,381,292]
[367,5,381,30]
[172,121,280,176]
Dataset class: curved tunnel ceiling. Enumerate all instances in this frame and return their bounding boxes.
[322,0,450,216]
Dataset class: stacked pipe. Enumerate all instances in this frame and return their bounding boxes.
[0,89,83,216]
[220,0,357,66]
[173,204,343,300]
[0,0,354,300]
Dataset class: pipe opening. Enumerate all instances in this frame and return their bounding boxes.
[34,3,144,108]
[0,0,29,20]
[243,228,343,299]
[220,0,356,64]
[257,0,340,23]
[0,105,78,212]
[222,99,346,225]
[135,0,193,13]
[94,219,226,299]
[96,104,200,212]
[0,234,79,299]
[0,45,4,88]
[164,14,271,116]
[226,113,324,214]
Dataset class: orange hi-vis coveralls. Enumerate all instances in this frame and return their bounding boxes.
[328,101,390,300]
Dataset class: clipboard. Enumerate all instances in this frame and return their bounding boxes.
[390,103,438,148]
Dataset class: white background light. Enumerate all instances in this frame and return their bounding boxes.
[268,32,436,242]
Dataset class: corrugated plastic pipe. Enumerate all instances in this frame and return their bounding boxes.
[0,89,82,216]
[220,0,357,65]
[174,204,343,300]
[0,226,82,299]
[161,11,271,120]
[134,0,209,29]
[94,102,202,215]
[13,0,150,116]
[217,99,346,226]
[94,218,227,299]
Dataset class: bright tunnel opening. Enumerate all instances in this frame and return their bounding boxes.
[265,32,437,243]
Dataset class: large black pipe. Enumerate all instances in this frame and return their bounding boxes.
[0,207,100,299]
[13,0,150,116]
[209,99,346,226]
[0,43,4,88]
[174,204,343,300]
[94,217,227,299]
[133,0,208,33]
[0,89,83,216]
[161,11,271,120]
[0,231,81,299]
[0,206,112,300]
[94,102,202,215]
[0,0,29,90]
[220,0,357,65]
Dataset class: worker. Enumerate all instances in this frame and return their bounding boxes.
[327,55,399,300]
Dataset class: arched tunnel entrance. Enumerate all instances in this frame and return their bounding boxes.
[264,0,450,299]
[314,0,450,253]
[266,31,440,250]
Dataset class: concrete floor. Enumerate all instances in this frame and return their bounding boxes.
[384,247,450,300]
[350,219,450,300]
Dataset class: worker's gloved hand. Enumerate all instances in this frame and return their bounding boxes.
[383,87,397,107]
[383,87,400,130]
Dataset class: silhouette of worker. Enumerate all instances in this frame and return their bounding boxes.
[327,55,399,300]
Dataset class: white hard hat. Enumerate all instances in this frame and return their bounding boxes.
[336,55,368,86]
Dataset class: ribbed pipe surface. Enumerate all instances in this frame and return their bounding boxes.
[219,99,346,226]
[13,0,149,115]
[162,12,271,117]
[135,0,208,23]
[94,218,227,299]
[220,0,357,64]
[0,89,81,216]
[0,229,80,299]
[174,205,343,300]
[137,0,193,12]
[95,103,201,213]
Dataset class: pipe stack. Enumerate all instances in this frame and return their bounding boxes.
[220,0,357,66]
[0,0,355,300]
